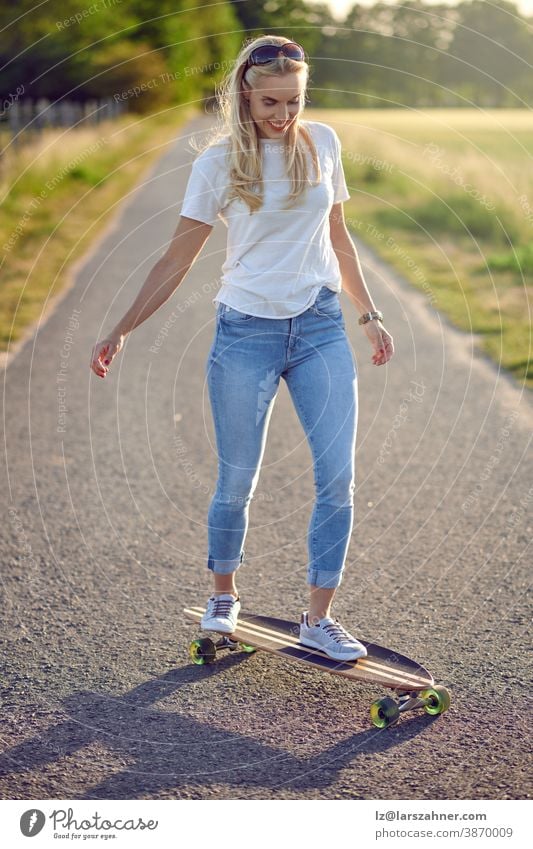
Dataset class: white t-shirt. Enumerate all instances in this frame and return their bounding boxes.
[180,120,351,318]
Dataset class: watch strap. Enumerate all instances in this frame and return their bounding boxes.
[358,310,384,325]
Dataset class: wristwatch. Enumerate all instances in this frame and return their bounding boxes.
[358,310,384,326]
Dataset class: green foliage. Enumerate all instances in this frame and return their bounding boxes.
[0,0,242,108]
[443,0,533,106]
[487,242,533,273]
[78,40,169,105]
[0,1,531,109]
[68,162,109,185]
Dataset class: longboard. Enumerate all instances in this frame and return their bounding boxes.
[184,607,451,727]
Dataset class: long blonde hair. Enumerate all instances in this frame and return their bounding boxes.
[190,34,321,214]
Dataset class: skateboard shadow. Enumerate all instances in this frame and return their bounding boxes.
[0,656,437,798]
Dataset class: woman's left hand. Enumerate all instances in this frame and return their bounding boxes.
[363,320,394,366]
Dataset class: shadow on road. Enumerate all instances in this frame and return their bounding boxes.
[0,656,437,798]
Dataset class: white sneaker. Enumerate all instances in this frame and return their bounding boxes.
[201,594,241,634]
[299,612,367,662]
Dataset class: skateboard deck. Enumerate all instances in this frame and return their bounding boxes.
[184,607,451,727]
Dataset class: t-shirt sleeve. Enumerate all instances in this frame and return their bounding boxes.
[180,156,222,225]
[331,131,351,203]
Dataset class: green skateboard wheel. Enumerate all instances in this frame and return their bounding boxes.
[189,637,217,665]
[420,685,451,715]
[370,696,400,728]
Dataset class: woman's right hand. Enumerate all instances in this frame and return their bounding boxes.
[90,332,124,378]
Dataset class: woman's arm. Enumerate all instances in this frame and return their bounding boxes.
[329,203,377,314]
[90,216,213,378]
[112,215,213,336]
[329,203,394,366]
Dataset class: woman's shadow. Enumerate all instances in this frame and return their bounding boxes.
[0,653,436,798]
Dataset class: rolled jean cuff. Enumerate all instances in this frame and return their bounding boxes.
[207,549,245,575]
[307,567,344,590]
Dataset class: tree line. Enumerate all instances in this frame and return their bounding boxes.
[0,0,531,113]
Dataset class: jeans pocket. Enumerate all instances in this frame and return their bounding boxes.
[219,304,255,323]
[312,286,342,318]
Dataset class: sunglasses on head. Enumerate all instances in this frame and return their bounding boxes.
[245,42,305,69]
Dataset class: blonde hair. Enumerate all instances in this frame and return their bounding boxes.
[190,34,321,214]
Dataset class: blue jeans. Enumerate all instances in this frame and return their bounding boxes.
[205,285,358,590]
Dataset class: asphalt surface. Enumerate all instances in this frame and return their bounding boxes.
[1,114,531,800]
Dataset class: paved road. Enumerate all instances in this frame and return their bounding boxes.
[1,114,531,800]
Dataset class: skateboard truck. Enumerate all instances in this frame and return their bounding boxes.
[189,635,257,665]
[369,686,451,728]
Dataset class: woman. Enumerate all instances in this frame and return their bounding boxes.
[90,35,394,662]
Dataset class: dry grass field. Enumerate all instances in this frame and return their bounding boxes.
[315,108,533,387]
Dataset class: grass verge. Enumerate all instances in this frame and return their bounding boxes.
[0,105,197,355]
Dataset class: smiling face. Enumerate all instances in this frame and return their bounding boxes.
[242,72,305,140]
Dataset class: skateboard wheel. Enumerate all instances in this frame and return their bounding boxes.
[420,685,451,715]
[370,697,400,728]
[189,638,217,665]
[239,642,257,654]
